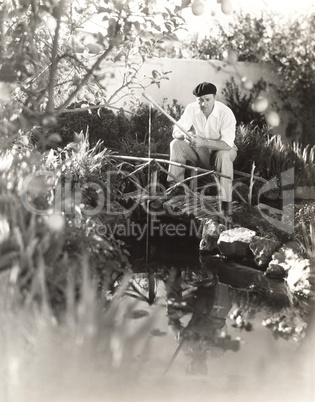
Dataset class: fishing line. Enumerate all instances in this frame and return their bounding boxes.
[145,103,152,266]
[145,103,156,304]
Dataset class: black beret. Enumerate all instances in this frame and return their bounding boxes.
[193,82,217,97]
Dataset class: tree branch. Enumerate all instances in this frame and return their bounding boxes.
[60,103,132,114]
[46,0,65,114]
[56,45,115,113]
[56,7,127,113]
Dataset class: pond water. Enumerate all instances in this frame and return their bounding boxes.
[1,220,314,402]
[115,226,314,402]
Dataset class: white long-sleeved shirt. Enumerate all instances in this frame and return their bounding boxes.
[173,100,237,148]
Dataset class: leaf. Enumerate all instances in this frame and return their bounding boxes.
[165,22,173,32]
[96,31,105,43]
[165,33,178,41]
[124,290,147,302]
[44,15,57,33]
[108,17,117,27]
[0,251,20,271]
[8,9,24,19]
[73,131,84,143]
[86,43,103,54]
[124,309,150,319]
[165,7,173,16]
[152,23,161,32]
[114,53,123,62]
[48,133,62,143]
[0,82,17,101]
[107,25,115,37]
[133,21,141,33]
[151,70,160,79]
[150,329,167,337]
[98,7,112,13]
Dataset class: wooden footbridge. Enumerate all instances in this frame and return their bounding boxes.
[108,154,267,224]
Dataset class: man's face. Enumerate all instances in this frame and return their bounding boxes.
[197,94,215,114]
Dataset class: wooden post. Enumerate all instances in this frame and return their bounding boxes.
[150,168,158,197]
[190,167,198,191]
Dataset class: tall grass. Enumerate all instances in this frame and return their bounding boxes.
[235,123,315,187]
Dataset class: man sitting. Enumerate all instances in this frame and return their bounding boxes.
[167,82,237,215]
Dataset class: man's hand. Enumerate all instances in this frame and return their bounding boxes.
[190,135,207,148]
[173,131,185,140]
[174,130,194,142]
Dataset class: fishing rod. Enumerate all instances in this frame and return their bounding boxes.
[142,92,194,141]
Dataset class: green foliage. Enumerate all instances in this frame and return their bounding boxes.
[222,77,267,127]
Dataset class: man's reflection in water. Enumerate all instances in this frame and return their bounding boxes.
[165,256,240,375]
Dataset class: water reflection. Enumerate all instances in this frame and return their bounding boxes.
[164,260,241,376]
[126,251,312,374]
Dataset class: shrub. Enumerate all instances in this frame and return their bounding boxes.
[50,103,126,149]
[49,99,184,156]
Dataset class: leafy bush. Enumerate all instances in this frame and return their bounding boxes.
[49,99,184,156]
[49,103,126,149]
